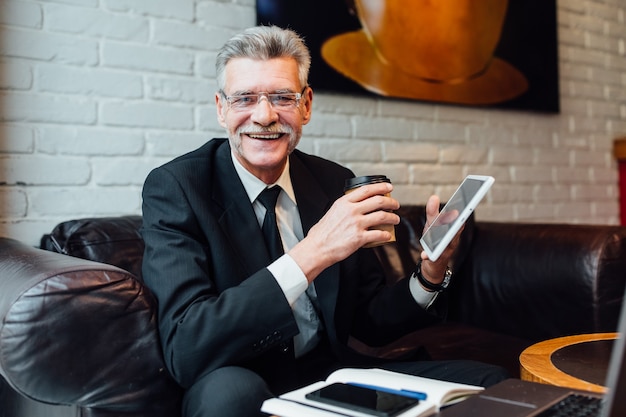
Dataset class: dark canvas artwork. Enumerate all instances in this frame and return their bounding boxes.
[257,0,559,113]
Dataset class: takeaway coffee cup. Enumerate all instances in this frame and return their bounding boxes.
[344,175,396,248]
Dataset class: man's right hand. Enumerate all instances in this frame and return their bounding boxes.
[288,182,400,283]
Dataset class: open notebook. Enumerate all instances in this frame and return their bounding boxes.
[262,367,483,417]
[439,289,626,417]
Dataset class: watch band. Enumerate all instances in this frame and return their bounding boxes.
[413,260,452,292]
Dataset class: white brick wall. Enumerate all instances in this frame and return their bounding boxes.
[0,0,624,246]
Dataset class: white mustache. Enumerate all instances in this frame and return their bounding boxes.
[237,124,294,136]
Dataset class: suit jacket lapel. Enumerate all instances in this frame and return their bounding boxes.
[211,145,341,333]
[290,154,340,332]
[212,143,271,276]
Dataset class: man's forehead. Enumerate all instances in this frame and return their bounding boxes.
[223,57,300,92]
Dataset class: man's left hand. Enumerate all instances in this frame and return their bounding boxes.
[419,195,463,285]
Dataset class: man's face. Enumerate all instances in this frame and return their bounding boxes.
[216,57,313,184]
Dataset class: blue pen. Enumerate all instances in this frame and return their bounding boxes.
[347,382,428,401]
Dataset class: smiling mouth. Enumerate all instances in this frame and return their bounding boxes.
[246,133,283,140]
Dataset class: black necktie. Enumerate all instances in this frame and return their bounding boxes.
[257,186,284,261]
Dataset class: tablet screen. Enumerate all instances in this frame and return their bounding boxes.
[420,175,494,262]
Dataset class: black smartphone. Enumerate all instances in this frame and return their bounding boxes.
[304,382,420,417]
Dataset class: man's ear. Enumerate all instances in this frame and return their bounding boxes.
[301,86,313,125]
[216,92,227,128]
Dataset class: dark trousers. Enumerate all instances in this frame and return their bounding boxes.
[182,349,509,417]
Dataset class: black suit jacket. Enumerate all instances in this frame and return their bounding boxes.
[141,139,440,390]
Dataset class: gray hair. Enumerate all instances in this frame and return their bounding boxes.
[216,26,311,91]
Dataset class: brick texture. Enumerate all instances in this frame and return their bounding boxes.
[0,0,624,245]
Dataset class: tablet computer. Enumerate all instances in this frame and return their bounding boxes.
[420,175,494,262]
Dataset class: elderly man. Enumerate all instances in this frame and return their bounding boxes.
[140,25,507,417]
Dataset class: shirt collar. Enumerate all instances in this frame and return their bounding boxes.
[231,151,297,205]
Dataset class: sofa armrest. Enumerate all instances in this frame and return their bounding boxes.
[0,238,181,417]
[449,222,626,342]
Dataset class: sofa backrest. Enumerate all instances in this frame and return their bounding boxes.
[371,205,475,285]
[39,207,475,289]
[39,208,626,343]
[41,216,144,281]
[450,221,626,341]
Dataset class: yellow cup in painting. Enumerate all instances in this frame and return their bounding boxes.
[354,0,509,82]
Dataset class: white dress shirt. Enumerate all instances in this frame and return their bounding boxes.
[231,152,437,356]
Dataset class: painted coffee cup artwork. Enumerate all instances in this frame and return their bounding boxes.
[257,0,559,112]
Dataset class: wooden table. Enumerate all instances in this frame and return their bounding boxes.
[519,332,617,393]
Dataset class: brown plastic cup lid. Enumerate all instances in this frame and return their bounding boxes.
[344,175,390,191]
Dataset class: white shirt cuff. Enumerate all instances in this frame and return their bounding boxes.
[268,254,308,306]
[409,274,439,309]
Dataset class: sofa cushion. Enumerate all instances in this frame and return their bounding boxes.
[349,322,531,378]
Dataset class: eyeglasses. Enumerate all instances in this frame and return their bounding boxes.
[221,87,307,111]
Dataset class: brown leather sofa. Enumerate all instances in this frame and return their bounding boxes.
[1,206,625,417]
